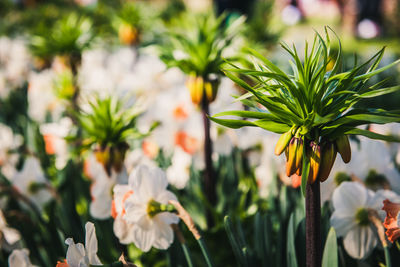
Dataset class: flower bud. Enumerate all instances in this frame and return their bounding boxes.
[336,134,351,163]
[275,130,293,155]
[186,75,204,105]
[118,23,139,45]
[318,141,337,182]
[204,78,220,103]
[286,137,303,177]
[308,141,321,183]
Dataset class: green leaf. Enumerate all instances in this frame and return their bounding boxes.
[209,116,256,129]
[252,119,291,133]
[212,110,276,120]
[344,128,400,142]
[287,212,299,267]
[224,216,248,267]
[322,228,338,267]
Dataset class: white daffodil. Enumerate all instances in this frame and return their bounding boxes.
[112,184,135,244]
[84,155,128,220]
[330,182,400,259]
[40,117,72,169]
[121,165,179,252]
[57,222,102,267]
[27,70,64,123]
[8,249,37,267]
[166,147,192,189]
[0,37,30,98]
[12,157,52,210]
[0,123,22,178]
[0,210,20,250]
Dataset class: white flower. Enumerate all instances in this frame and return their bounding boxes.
[0,210,20,250]
[27,70,64,123]
[166,147,192,189]
[117,165,179,252]
[0,123,22,178]
[330,182,400,259]
[8,249,37,267]
[60,222,102,267]
[12,157,52,210]
[40,117,72,169]
[84,155,128,220]
[112,184,135,244]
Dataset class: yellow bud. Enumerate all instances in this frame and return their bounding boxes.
[275,130,293,155]
[118,23,139,45]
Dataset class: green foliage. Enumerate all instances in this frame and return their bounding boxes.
[158,11,245,77]
[79,96,144,148]
[213,28,400,141]
[30,13,94,60]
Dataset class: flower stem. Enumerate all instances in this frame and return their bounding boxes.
[306,181,321,267]
[384,246,392,267]
[197,237,214,267]
[201,98,217,226]
[172,224,194,267]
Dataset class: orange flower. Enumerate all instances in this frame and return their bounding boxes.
[174,131,198,155]
[172,104,189,121]
[56,259,69,267]
[382,199,400,242]
[43,134,56,155]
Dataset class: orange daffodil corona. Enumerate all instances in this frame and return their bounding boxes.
[382,199,400,242]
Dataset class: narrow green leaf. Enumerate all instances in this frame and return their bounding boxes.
[212,110,276,120]
[287,213,299,267]
[322,227,338,267]
[344,128,400,142]
[252,119,291,133]
[209,116,256,129]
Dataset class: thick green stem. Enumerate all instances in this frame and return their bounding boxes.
[306,181,321,267]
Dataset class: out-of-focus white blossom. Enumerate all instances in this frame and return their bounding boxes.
[40,117,72,169]
[0,37,30,98]
[0,123,22,178]
[0,210,20,250]
[27,70,64,122]
[84,155,128,220]
[166,147,192,189]
[12,157,52,210]
[8,249,37,267]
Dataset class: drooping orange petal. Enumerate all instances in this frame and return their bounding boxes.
[386,228,400,243]
[382,199,400,229]
[382,199,400,242]
[56,259,69,267]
